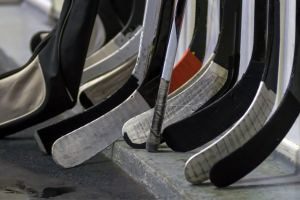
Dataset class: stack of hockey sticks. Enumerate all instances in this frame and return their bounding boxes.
[0,0,298,189]
[0,0,222,167]
[34,0,242,167]
[123,0,221,149]
[29,0,170,159]
[36,0,191,168]
[32,0,216,167]
[122,0,300,187]
[123,0,242,150]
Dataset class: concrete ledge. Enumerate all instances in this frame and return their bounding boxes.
[103,140,300,200]
[104,141,196,199]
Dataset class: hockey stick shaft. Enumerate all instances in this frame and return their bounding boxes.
[146,0,187,152]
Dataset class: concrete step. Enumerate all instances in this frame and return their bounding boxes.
[103,140,300,200]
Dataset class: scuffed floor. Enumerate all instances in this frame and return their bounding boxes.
[0,131,154,200]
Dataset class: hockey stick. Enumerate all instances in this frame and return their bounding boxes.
[0,0,100,137]
[163,0,268,152]
[184,0,281,184]
[35,0,173,157]
[210,0,299,187]
[146,0,187,152]
[123,0,214,149]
